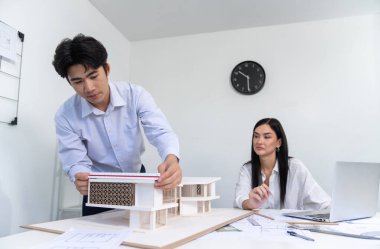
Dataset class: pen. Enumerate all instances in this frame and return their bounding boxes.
[287,221,338,226]
[287,230,315,241]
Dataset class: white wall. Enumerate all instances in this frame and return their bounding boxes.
[130,14,380,208]
[0,1,379,237]
[0,0,130,236]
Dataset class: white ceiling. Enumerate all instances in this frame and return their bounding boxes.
[89,0,380,41]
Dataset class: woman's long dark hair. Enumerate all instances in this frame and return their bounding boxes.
[248,118,289,206]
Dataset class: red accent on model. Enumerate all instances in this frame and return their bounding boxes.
[89,174,159,179]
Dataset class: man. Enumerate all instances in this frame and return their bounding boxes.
[52,34,181,216]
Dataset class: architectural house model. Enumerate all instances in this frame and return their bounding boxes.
[86,173,220,230]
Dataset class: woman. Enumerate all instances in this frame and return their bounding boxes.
[234,118,330,210]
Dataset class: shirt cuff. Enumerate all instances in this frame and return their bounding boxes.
[67,164,91,182]
[161,149,180,162]
[236,196,248,209]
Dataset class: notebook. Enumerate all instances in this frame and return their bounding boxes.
[283,161,380,222]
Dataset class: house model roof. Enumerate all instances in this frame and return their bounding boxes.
[180,177,221,185]
[89,172,160,183]
[88,174,221,185]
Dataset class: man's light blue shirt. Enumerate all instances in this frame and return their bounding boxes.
[55,81,179,182]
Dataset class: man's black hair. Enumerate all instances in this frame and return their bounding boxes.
[52,34,108,80]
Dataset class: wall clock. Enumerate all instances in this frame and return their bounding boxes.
[230,61,265,95]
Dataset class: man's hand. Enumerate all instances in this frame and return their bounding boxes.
[155,154,182,189]
[75,172,90,195]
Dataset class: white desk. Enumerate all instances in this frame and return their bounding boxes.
[1,214,380,249]
[1,229,380,249]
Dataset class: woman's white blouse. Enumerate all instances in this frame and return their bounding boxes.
[234,158,331,210]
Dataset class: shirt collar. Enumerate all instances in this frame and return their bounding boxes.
[81,97,95,117]
[273,160,279,173]
[109,82,126,108]
[80,81,126,118]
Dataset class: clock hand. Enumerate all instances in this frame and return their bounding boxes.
[247,76,251,92]
[238,71,249,78]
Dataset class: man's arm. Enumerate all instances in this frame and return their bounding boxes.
[55,110,92,184]
[135,85,181,188]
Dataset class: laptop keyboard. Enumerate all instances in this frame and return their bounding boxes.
[306,213,330,219]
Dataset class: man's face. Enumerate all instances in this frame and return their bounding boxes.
[67,64,110,111]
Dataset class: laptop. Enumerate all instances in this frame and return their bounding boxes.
[283,161,380,222]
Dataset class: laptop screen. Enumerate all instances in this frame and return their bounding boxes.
[329,161,380,222]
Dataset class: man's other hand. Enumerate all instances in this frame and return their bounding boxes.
[75,172,90,195]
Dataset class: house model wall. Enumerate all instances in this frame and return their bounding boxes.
[86,173,220,230]
[179,177,220,216]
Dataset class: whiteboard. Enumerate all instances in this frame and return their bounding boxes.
[0,20,24,125]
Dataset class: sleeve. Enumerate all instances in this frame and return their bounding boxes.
[234,164,252,209]
[296,160,331,210]
[55,111,92,182]
[135,86,180,161]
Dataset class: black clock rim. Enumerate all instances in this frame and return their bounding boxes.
[230,61,265,95]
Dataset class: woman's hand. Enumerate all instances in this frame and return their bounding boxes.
[243,183,270,209]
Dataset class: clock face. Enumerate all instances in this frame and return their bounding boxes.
[230,61,265,95]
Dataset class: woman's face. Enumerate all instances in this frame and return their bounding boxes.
[253,124,281,158]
